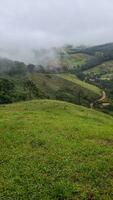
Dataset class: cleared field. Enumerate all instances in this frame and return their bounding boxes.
[60,53,92,68]
[57,73,101,95]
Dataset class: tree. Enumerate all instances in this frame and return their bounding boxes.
[0,78,15,103]
[27,64,35,73]
[8,61,26,75]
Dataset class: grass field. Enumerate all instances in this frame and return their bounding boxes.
[57,74,101,95]
[0,100,113,199]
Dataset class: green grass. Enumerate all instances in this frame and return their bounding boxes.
[60,53,92,68]
[0,100,113,199]
[57,74,101,95]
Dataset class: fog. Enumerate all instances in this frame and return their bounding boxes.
[0,0,113,63]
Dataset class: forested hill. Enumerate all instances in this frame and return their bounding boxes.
[0,43,113,113]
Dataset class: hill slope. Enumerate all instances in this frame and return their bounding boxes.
[59,53,92,68]
[0,100,113,199]
[62,43,113,73]
[57,73,100,95]
[84,60,113,80]
[0,73,101,106]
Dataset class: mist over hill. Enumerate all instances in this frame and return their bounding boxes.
[1,0,113,63]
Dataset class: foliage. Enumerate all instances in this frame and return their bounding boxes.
[0,78,15,103]
[27,64,35,73]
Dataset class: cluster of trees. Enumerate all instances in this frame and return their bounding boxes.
[8,63,37,75]
[0,58,37,75]
[94,79,113,97]
[0,59,48,104]
[0,77,46,104]
[0,78,15,103]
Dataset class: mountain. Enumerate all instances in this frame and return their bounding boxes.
[67,43,113,55]
[62,43,113,71]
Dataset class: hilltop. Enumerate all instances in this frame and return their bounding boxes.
[0,99,113,199]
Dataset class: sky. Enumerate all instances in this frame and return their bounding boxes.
[0,0,113,63]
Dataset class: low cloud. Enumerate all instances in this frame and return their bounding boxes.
[0,0,113,63]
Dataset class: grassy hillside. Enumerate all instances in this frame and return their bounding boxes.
[0,100,113,200]
[60,53,92,68]
[84,60,113,80]
[57,74,101,95]
[64,43,113,73]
